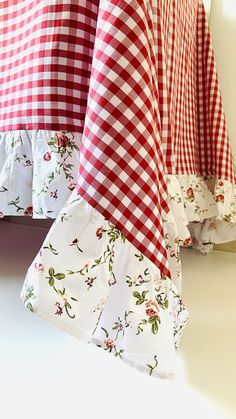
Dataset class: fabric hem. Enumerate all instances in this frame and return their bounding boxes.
[164,173,236,248]
[29,305,177,380]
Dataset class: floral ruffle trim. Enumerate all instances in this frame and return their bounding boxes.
[165,174,236,250]
[20,190,188,379]
[0,130,81,219]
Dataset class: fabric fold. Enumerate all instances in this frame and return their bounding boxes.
[0,130,81,218]
[166,174,236,249]
[1,0,236,379]
[21,189,188,379]
[77,0,171,277]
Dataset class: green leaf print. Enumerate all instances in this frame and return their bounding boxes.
[223,214,232,222]
[56,287,65,296]
[64,302,75,319]
[70,297,79,302]
[115,349,124,358]
[8,196,24,212]
[120,234,126,243]
[94,256,102,265]
[67,270,76,275]
[136,319,148,335]
[60,213,72,223]
[24,285,35,302]
[47,267,66,286]
[135,253,144,262]
[43,243,58,255]
[101,327,109,338]
[164,299,169,309]
[151,322,159,334]
[148,316,158,323]
[146,355,158,376]
[91,245,114,271]
[136,314,161,335]
[26,302,35,313]
[101,222,126,244]
[54,273,65,280]
[69,239,83,252]
[132,290,148,305]
[49,277,55,287]
[0,186,8,193]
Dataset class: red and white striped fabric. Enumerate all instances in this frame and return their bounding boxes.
[1,0,235,277]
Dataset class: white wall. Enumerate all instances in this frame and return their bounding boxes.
[209,0,236,159]
[203,0,212,16]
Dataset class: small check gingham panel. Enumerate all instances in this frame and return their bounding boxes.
[160,0,235,182]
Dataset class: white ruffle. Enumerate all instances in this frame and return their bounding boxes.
[0,130,81,218]
[1,130,236,250]
[20,189,188,379]
[165,174,236,249]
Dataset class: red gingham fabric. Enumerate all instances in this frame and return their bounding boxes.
[1,0,235,277]
[77,0,170,276]
[0,0,99,132]
[160,0,235,182]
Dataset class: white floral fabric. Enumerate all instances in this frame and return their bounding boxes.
[166,174,236,251]
[0,130,81,218]
[20,189,188,379]
[1,130,236,252]
[2,128,236,378]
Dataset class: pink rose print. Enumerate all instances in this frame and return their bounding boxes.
[69,238,83,252]
[160,271,167,280]
[135,275,145,285]
[208,222,216,231]
[68,182,76,191]
[43,152,51,161]
[108,273,117,286]
[34,262,44,272]
[219,181,224,187]
[96,227,103,239]
[25,160,32,166]
[55,302,63,316]
[50,190,58,199]
[186,187,194,199]
[85,276,97,289]
[183,237,192,246]
[145,300,159,319]
[55,132,69,148]
[24,206,33,216]
[215,194,224,203]
[170,250,176,257]
[104,338,115,349]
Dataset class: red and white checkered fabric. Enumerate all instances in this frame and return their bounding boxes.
[0,0,99,132]
[1,0,235,277]
[160,0,235,182]
[77,0,170,276]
